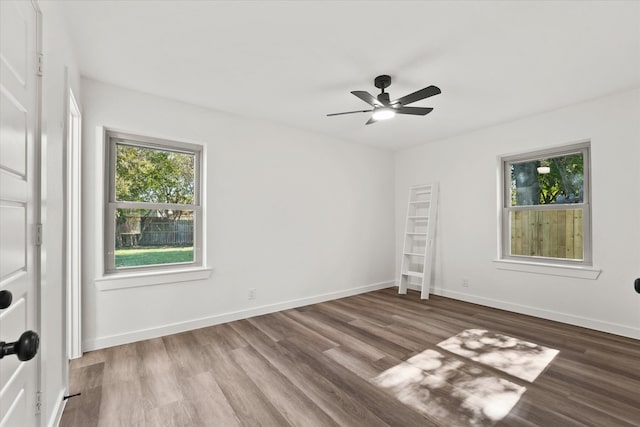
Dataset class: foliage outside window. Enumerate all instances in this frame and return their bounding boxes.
[501,142,591,265]
[105,131,202,273]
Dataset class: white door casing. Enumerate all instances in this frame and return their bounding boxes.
[0,1,41,426]
[65,84,82,360]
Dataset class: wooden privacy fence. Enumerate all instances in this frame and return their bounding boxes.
[116,217,193,248]
[510,209,583,259]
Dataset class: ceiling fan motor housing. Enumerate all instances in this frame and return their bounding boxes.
[374,74,392,90]
[377,92,391,105]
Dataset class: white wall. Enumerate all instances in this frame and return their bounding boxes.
[81,79,395,350]
[39,1,82,426]
[395,88,640,339]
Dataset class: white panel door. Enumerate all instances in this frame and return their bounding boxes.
[634,119,640,339]
[0,1,40,426]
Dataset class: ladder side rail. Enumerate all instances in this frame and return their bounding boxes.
[398,187,414,294]
[421,183,439,299]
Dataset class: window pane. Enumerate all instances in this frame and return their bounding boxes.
[115,143,195,204]
[114,208,194,268]
[510,153,583,206]
[509,208,583,260]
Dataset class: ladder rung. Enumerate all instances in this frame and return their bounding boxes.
[404,252,425,256]
[415,190,431,195]
[402,271,424,278]
[406,232,427,235]
[409,200,430,204]
[408,216,429,219]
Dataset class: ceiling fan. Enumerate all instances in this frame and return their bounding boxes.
[327,75,441,125]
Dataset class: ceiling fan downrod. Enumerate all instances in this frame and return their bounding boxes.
[374,75,392,104]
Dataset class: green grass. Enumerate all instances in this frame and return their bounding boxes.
[115,246,193,268]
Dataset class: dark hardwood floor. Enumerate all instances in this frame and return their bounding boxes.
[60,289,640,426]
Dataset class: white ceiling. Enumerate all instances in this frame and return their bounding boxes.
[57,1,640,151]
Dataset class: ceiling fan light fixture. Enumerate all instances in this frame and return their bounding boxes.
[372,108,395,121]
[327,75,440,125]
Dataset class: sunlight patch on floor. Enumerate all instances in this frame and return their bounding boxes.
[373,331,560,425]
[437,329,559,382]
[374,349,526,426]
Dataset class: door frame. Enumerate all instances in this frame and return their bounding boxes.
[63,70,82,361]
[34,0,44,422]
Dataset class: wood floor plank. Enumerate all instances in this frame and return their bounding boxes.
[134,337,174,376]
[178,370,242,427]
[278,334,439,426]
[161,331,210,378]
[356,292,431,317]
[312,300,360,323]
[323,346,381,380]
[69,349,107,370]
[144,400,199,427]
[231,344,339,427]
[190,322,249,352]
[59,386,101,427]
[228,319,391,427]
[68,362,104,392]
[302,308,412,359]
[139,368,184,409]
[329,296,395,327]
[97,377,147,427]
[348,318,425,353]
[268,311,340,352]
[61,288,640,427]
[100,343,144,386]
[282,308,387,360]
[201,342,292,426]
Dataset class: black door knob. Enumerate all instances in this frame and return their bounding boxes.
[635,278,640,294]
[0,290,12,309]
[0,330,40,361]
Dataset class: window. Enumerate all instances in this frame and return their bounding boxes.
[500,141,591,266]
[105,131,202,273]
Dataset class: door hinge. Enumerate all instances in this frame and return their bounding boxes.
[35,223,43,246]
[37,53,43,76]
[35,391,42,414]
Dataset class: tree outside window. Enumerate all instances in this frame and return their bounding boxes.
[511,153,584,206]
[105,131,202,272]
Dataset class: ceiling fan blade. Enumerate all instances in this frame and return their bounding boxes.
[327,109,372,117]
[394,106,434,116]
[393,85,441,106]
[365,116,377,125]
[351,91,383,107]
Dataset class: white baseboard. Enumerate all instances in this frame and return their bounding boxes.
[424,286,639,339]
[48,389,66,427]
[84,280,395,351]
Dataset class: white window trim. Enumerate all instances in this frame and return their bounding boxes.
[493,259,600,280]
[95,267,213,291]
[103,129,204,276]
[496,140,600,278]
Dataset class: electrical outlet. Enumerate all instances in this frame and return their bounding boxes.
[462,278,469,288]
[248,288,257,300]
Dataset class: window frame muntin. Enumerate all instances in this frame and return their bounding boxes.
[104,130,203,274]
[500,140,592,266]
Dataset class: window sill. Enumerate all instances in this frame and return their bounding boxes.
[493,259,601,280]
[96,267,213,291]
